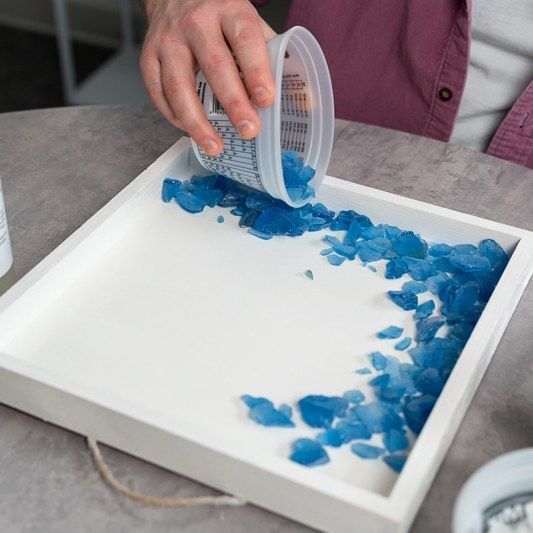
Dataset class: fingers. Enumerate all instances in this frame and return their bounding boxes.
[140,51,183,130]
[140,0,277,149]
[258,18,277,41]
[221,11,275,108]
[159,48,223,155]
[187,18,260,140]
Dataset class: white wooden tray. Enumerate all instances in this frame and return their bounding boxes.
[0,138,531,532]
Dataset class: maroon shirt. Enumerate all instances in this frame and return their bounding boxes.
[255,0,533,169]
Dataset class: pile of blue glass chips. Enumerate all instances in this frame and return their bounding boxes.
[161,150,509,473]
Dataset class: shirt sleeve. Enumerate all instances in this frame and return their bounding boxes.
[487,81,533,170]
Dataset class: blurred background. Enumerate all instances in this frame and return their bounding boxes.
[0,0,291,113]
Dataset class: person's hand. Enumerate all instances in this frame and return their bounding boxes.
[141,0,276,156]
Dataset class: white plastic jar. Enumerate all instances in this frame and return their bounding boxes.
[0,176,14,296]
[453,448,533,533]
[191,26,335,207]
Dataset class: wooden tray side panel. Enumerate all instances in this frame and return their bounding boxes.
[0,358,400,533]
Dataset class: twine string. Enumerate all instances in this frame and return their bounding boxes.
[87,437,245,508]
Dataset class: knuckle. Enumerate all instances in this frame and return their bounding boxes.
[232,22,258,46]
[139,51,148,68]
[221,0,247,11]
[219,96,244,114]
[240,65,264,82]
[181,6,206,30]
[139,56,149,73]
[139,50,156,69]
[143,76,160,95]
[146,81,163,100]
[140,39,157,58]
[163,77,186,99]
[203,53,229,77]
[159,30,181,47]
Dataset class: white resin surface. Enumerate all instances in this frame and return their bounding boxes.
[5,184,432,495]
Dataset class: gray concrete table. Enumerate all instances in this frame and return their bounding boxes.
[0,105,531,533]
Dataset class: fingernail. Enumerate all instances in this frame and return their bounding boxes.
[237,120,257,138]
[201,139,219,155]
[253,86,271,104]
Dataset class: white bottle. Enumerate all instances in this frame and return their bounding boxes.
[453,448,533,533]
[0,176,14,296]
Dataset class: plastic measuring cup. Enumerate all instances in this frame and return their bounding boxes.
[191,26,334,207]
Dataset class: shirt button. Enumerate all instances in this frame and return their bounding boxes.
[439,88,453,101]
